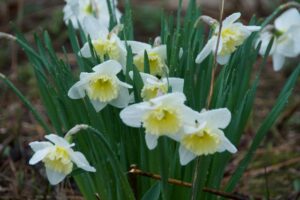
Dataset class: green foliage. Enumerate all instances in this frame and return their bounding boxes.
[6,0,299,199]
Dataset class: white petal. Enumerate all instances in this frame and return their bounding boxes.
[45,134,72,148]
[69,150,96,172]
[139,72,158,83]
[117,80,133,89]
[90,100,107,112]
[29,148,51,165]
[68,80,87,99]
[217,131,237,153]
[196,108,231,129]
[29,141,52,152]
[79,43,92,58]
[119,103,150,127]
[246,25,261,32]
[277,34,298,57]
[109,87,131,108]
[195,37,216,64]
[152,45,167,60]
[217,54,230,65]
[275,8,300,32]
[222,12,241,27]
[92,60,122,75]
[46,167,67,185]
[151,92,186,107]
[179,145,196,165]
[83,16,109,40]
[168,77,184,93]
[145,133,158,150]
[289,26,300,54]
[126,41,152,54]
[272,52,285,71]
[256,31,275,56]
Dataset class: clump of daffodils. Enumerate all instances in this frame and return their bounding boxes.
[63,0,121,29]
[196,12,260,65]
[256,8,300,71]
[29,133,96,185]
[79,17,127,68]
[130,72,184,101]
[68,60,132,112]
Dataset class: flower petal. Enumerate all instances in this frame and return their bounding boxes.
[145,133,159,150]
[222,12,241,27]
[272,52,285,71]
[46,167,67,185]
[196,108,231,129]
[246,25,261,32]
[29,141,53,152]
[275,8,300,32]
[79,43,92,58]
[120,103,150,127]
[217,54,230,65]
[45,134,71,148]
[109,87,131,108]
[69,150,96,172]
[92,60,122,75]
[126,41,152,54]
[168,77,184,93]
[29,148,51,165]
[90,100,107,112]
[152,45,167,60]
[179,145,196,165]
[217,131,237,153]
[83,16,109,40]
[195,37,216,64]
[68,80,87,99]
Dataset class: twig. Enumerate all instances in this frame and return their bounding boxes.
[129,165,248,200]
[0,32,16,41]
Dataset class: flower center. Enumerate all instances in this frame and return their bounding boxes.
[43,146,73,175]
[181,129,220,156]
[143,106,181,135]
[141,83,168,101]
[134,52,165,76]
[83,4,93,15]
[219,27,246,56]
[93,39,120,61]
[88,75,119,102]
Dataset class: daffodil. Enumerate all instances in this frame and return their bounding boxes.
[120,92,198,149]
[79,17,127,68]
[127,41,168,76]
[129,71,184,101]
[68,60,132,112]
[196,12,260,65]
[175,108,237,165]
[63,0,122,29]
[256,8,300,71]
[29,134,96,185]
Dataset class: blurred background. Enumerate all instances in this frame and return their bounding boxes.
[0,0,299,199]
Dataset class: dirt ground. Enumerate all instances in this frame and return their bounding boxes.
[0,0,299,199]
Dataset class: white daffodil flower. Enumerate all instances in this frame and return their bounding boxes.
[63,0,122,29]
[68,60,132,112]
[29,134,96,185]
[196,12,260,65]
[126,41,168,76]
[79,17,127,68]
[176,108,237,165]
[129,71,184,101]
[120,92,198,150]
[256,8,300,71]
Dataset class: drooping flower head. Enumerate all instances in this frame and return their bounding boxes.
[29,134,96,185]
[175,108,237,165]
[196,12,260,65]
[129,71,184,101]
[63,0,122,29]
[127,41,168,76]
[79,17,127,68]
[120,92,198,149]
[256,8,300,71]
[68,60,132,112]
